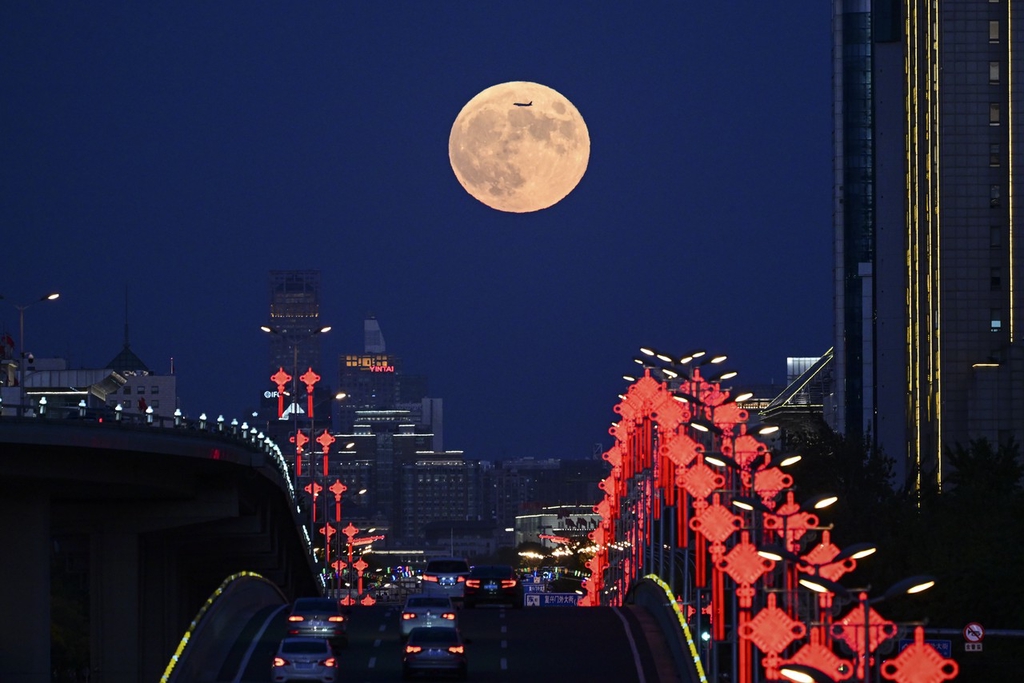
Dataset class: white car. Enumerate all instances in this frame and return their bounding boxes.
[400,594,458,637]
[271,637,338,682]
[420,557,471,602]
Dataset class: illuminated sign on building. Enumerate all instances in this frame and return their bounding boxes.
[345,354,397,373]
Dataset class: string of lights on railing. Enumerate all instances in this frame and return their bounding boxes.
[0,402,314,572]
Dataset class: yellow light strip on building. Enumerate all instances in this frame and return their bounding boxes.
[930,0,942,488]
[906,0,922,495]
[1010,1,1016,341]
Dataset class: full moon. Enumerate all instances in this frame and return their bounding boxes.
[449,81,590,213]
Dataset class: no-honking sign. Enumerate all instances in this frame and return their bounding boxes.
[963,622,984,643]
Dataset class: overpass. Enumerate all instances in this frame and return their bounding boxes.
[0,410,319,683]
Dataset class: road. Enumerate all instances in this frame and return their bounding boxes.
[229,602,656,682]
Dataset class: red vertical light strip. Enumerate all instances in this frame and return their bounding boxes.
[713,568,725,641]
[738,610,751,683]
[696,534,706,586]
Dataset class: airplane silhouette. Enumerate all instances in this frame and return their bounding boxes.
[513,101,532,107]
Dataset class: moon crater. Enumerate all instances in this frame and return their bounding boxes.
[449,81,590,213]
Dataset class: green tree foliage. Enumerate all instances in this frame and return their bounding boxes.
[786,432,1024,677]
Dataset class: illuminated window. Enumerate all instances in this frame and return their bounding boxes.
[991,311,1002,332]
[990,21,1000,42]
[990,103,1001,125]
[990,62,1000,83]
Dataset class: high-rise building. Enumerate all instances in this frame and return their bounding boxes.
[335,316,433,441]
[262,270,332,452]
[267,270,324,377]
[832,1,1024,490]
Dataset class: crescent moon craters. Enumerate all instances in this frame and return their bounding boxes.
[449,81,590,213]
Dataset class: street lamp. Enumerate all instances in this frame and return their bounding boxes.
[779,663,834,683]
[1,291,60,412]
[797,574,936,683]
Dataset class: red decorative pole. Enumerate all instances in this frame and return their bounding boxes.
[290,429,309,479]
[304,481,322,520]
[316,429,335,476]
[270,367,292,418]
[300,367,320,418]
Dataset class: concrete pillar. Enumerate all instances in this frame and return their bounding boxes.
[91,530,139,683]
[0,492,51,683]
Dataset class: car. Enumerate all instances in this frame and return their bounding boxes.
[271,637,339,682]
[420,557,471,602]
[463,564,524,608]
[285,597,348,649]
[400,594,458,637]
[402,626,467,680]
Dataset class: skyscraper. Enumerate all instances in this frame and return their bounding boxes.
[267,270,324,378]
[833,1,1024,490]
[263,270,331,447]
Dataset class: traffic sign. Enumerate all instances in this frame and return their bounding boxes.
[963,622,984,643]
[899,639,952,658]
[524,593,581,607]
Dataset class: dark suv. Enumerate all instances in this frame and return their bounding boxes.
[463,564,523,608]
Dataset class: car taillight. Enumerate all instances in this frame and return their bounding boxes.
[322,657,337,667]
[465,579,480,588]
[448,645,465,654]
[402,612,417,620]
[423,574,439,582]
[287,615,304,622]
[328,615,345,622]
[272,657,289,667]
[501,580,518,588]
[442,612,456,620]
[456,575,466,583]
[405,645,422,654]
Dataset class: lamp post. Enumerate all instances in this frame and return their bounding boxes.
[798,574,936,682]
[1,292,60,413]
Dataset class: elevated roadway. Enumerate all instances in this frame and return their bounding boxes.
[0,415,319,683]
[169,587,684,683]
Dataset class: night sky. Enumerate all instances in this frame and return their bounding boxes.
[1,4,833,461]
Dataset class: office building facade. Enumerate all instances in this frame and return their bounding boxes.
[262,270,333,450]
[833,1,1024,490]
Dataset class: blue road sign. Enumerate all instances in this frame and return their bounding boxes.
[525,593,581,607]
[899,639,952,658]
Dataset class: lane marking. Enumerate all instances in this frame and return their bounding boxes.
[501,639,507,649]
[232,604,289,683]
[500,657,508,670]
[374,638,382,647]
[501,625,507,634]
[379,624,387,632]
[612,607,647,683]
[368,656,376,668]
